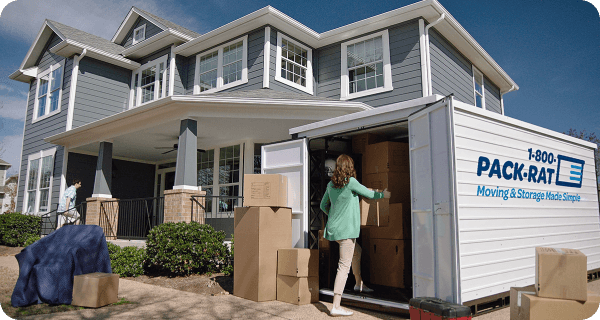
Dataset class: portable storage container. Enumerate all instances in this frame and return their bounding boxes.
[260,95,600,311]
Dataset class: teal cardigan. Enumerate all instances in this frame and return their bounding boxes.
[320,177,383,241]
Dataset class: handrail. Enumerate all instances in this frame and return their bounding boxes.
[191,195,242,239]
[40,202,87,236]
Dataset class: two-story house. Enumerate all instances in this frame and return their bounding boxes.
[10,0,517,233]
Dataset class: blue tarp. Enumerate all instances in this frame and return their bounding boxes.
[11,225,112,307]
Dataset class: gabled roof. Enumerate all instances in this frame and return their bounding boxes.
[0,158,10,167]
[48,20,125,56]
[175,0,518,93]
[112,6,200,44]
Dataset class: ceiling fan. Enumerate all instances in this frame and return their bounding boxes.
[154,144,206,155]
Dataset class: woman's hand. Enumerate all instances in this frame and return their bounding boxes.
[382,188,391,199]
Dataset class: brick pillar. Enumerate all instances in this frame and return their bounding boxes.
[164,189,206,223]
[86,197,119,239]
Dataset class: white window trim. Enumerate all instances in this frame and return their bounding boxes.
[473,66,485,110]
[132,24,146,45]
[340,30,393,101]
[274,33,313,95]
[193,35,248,94]
[23,147,56,214]
[129,54,168,109]
[32,60,65,123]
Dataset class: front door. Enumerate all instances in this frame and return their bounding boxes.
[155,167,176,198]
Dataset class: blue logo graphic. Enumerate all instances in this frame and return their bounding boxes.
[555,155,585,188]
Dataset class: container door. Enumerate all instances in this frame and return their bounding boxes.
[408,97,459,303]
[262,139,309,248]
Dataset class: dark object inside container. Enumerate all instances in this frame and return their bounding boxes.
[409,297,472,320]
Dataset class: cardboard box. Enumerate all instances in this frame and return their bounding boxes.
[352,133,386,154]
[71,272,119,308]
[364,141,409,174]
[278,249,319,277]
[535,247,587,301]
[369,238,407,288]
[360,197,389,227]
[234,206,292,302]
[510,286,600,320]
[243,174,288,207]
[363,171,410,204]
[277,275,319,305]
[370,203,411,240]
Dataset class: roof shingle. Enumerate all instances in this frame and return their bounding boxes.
[133,7,200,39]
[48,20,126,55]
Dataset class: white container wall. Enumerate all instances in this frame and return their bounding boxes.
[450,100,600,303]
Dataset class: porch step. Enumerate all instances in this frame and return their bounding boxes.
[108,239,146,249]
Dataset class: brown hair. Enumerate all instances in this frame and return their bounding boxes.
[331,154,356,188]
[72,178,81,185]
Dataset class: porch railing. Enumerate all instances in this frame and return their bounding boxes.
[100,197,164,240]
[191,195,242,239]
[39,202,87,236]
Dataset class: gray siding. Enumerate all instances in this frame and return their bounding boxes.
[429,28,473,105]
[173,54,187,95]
[121,16,163,48]
[72,57,131,128]
[184,28,265,94]
[137,45,172,97]
[268,27,316,96]
[315,20,423,107]
[484,77,501,114]
[18,33,72,212]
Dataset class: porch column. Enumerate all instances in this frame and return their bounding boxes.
[92,141,113,198]
[174,119,198,190]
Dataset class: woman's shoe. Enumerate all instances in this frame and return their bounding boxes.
[330,307,354,317]
[353,282,374,293]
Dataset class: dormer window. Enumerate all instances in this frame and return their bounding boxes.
[275,33,313,94]
[132,24,146,45]
[33,60,64,123]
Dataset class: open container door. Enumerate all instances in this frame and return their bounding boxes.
[408,96,460,303]
[261,139,309,248]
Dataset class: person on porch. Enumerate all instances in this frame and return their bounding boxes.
[57,179,82,228]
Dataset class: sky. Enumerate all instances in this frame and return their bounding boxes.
[0,0,599,177]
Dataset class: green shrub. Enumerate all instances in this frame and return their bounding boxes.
[0,212,42,246]
[222,235,234,277]
[106,242,145,277]
[23,234,41,247]
[145,222,231,276]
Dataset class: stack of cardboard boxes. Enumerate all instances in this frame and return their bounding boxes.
[277,249,319,305]
[353,134,412,289]
[510,247,600,320]
[233,174,292,302]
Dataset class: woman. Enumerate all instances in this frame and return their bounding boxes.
[320,154,390,316]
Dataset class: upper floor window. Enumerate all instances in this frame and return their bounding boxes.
[340,30,393,100]
[193,36,248,94]
[132,24,146,45]
[473,66,485,109]
[130,55,168,108]
[24,148,56,213]
[275,33,313,94]
[33,60,64,122]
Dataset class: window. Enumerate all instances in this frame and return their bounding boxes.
[275,33,313,94]
[473,66,485,109]
[130,55,168,108]
[340,30,393,100]
[24,148,56,213]
[195,144,242,218]
[33,60,64,122]
[193,36,248,94]
[132,24,146,45]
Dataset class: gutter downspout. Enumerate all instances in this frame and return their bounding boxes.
[500,85,516,115]
[61,49,86,203]
[424,14,445,97]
